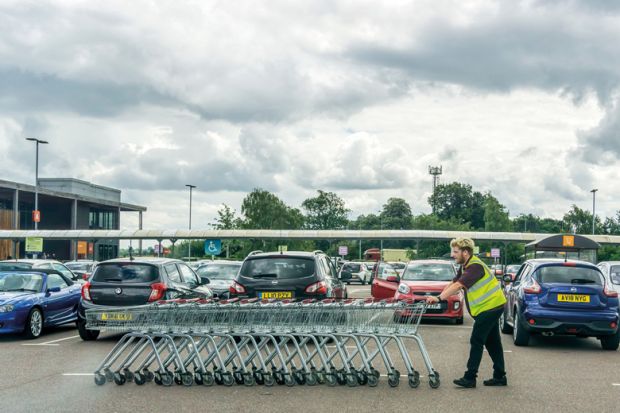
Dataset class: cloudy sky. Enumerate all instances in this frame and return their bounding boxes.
[1,0,619,231]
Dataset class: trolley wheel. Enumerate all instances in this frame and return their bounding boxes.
[123,369,134,382]
[233,370,245,385]
[253,370,265,385]
[113,372,126,386]
[94,373,106,386]
[293,370,306,385]
[194,372,204,385]
[263,372,275,387]
[142,369,154,382]
[134,372,146,386]
[214,370,223,385]
[367,373,379,387]
[370,368,380,379]
[104,369,114,382]
[408,372,420,388]
[154,371,163,386]
[326,373,337,387]
[284,374,295,387]
[336,370,347,385]
[316,370,326,385]
[387,371,400,388]
[243,372,255,387]
[174,372,183,385]
[305,371,318,386]
[222,373,234,387]
[429,372,441,389]
[346,373,358,387]
[273,370,285,385]
[161,372,174,387]
[356,370,368,386]
[182,373,194,387]
[202,372,215,386]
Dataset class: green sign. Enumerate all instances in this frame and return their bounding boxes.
[25,237,43,252]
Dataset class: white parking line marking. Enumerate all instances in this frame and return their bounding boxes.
[484,349,513,353]
[62,373,94,376]
[42,335,80,344]
[22,343,60,347]
[613,383,620,386]
[22,335,79,347]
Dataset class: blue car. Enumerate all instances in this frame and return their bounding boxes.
[0,270,82,339]
[501,259,620,350]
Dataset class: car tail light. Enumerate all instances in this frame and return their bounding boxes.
[604,284,618,298]
[562,262,576,267]
[523,279,541,294]
[148,282,167,302]
[397,283,410,294]
[229,281,246,295]
[305,281,328,295]
[528,319,536,325]
[611,322,617,329]
[81,282,92,301]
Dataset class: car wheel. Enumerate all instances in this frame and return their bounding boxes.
[500,309,513,334]
[512,311,530,346]
[600,330,620,351]
[77,318,100,341]
[23,307,44,339]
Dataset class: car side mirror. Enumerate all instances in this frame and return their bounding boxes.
[200,276,210,285]
[47,286,61,293]
[503,275,512,283]
[386,275,400,283]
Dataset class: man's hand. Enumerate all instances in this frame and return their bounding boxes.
[425,295,440,304]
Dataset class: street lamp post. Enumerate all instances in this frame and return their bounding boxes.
[186,184,196,261]
[591,189,598,235]
[25,138,48,231]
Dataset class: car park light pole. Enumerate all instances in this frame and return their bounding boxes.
[25,138,48,231]
[591,188,598,235]
[186,184,196,260]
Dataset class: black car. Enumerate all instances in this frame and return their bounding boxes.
[229,250,347,300]
[77,258,212,341]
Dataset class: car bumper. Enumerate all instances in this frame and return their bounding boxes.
[522,307,619,336]
[0,310,27,334]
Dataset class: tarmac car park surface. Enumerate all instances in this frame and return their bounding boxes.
[0,284,619,413]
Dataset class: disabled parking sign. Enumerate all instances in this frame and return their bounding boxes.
[204,239,222,255]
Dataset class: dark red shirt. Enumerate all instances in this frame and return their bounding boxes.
[453,256,485,289]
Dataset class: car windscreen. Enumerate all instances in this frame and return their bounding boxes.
[92,264,160,283]
[240,257,315,279]
[65,263,93,272]
[402,263,455,281]
[391,263,406,270]
[0,272,43,292]
[0,262,34,271]
[197,263,241,279]
[536,266,603,285]
[609,265,620,285]
[342,263,361,272]
[506,265,520,273]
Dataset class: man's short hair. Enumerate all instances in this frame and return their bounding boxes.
[450,237,475,255]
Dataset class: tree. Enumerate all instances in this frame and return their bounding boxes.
[428,182,485,229]
[211,204,242,229]
[381,198,413,230]
[301,190,350,230]
[562,205,602,234]
[483,194,511,232]
[241,189,304,230]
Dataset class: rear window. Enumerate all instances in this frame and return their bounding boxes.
[403,263,455,281]
[92,264,160,283]
[342,263,361,272]
[536,266,603,285]
[66,263,94,272]
[197,263,241,279]
[240,257,315,279]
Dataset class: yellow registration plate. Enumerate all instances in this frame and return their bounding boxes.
[100,313,133,321]
[261,291,293,299]
[557,294,590,303]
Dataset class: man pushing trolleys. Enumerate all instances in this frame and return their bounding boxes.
[425,237,508,388]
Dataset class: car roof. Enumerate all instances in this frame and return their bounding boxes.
[64,260,98,264]
[598,261,620,265]
[407,259,454,265]
[245,251,320,259]
[200,260,242,265]
[525,258,597,268]
[99,257,182,265]
[0,259,62,264]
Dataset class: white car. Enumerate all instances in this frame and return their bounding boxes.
[388,262,406,276]
[597,261,620,295]
[338,262,372,285]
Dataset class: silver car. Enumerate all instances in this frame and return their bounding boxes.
[597,261,620,295]
[195,260,242,298]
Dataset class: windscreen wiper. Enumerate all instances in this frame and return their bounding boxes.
[104,278,123,282]
[251,273,278,278]
[570,279,596,284]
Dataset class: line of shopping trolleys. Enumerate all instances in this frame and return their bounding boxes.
[86,297,440,389]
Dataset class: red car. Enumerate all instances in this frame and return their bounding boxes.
[373,260,464,324]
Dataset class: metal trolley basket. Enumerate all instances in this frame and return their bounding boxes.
[86,298,440,389]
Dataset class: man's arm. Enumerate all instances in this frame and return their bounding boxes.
[426,281,465,303]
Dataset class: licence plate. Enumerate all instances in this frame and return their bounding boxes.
[427,303,442,309]
[557,294,590,303]
[260,291,293,299]
[100,313,133,321]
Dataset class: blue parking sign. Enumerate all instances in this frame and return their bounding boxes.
[204,239,222,255]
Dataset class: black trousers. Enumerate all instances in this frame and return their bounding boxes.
[465,307,506,380]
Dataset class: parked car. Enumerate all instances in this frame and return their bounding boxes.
[501,259,619,350]
[596,261,620,296]
[388,262,407,276]
[229,250,347,300]
[64,260,98,281]
[195,260,242,298]
[0,259,83,284]
[370,262,400,299]
[77,257,213,341]
[393,260,464,324]
[504,264,521,283]
[338,262,372,285]
[0,269,82,338]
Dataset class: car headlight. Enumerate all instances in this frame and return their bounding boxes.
[0,304,15,313]
[397,283,410,294]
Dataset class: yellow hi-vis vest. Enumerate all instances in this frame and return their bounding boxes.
[464,256,507,317]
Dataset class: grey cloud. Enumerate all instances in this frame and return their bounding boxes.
[576,102,620,164]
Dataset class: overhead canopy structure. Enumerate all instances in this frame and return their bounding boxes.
[525,234,601,263]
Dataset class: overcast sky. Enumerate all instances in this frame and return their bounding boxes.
[1,0,619,232]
